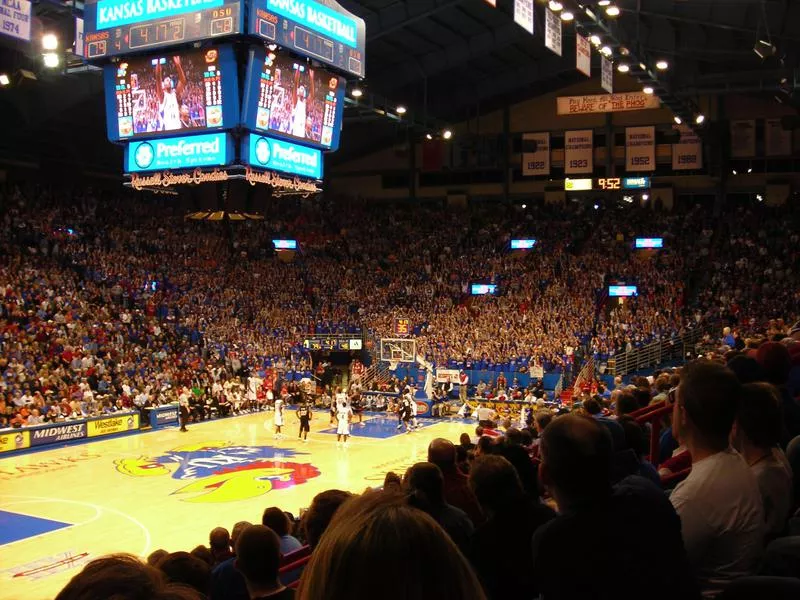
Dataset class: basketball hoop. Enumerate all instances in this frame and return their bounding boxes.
[388,361,398,371]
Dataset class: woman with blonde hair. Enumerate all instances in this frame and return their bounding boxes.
[297,491,486,600]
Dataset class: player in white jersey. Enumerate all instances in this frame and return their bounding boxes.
[155,56,187,132]
[290,66,314,139]
[336,402,353,446]
[273,397,284,438]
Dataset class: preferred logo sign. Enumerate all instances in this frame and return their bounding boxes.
[245,135,323,179]
[126,133,230,173]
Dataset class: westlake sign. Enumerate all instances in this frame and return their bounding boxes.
[557,92,660,115]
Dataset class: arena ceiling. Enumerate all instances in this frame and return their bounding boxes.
[0,0,798,173]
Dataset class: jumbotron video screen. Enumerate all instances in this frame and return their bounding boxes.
[112,47,225,139]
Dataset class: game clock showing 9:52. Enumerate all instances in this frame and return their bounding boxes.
[597,178,621,190]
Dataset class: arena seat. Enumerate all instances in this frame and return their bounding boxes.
[279,545,311,567]
[631,401,671,468]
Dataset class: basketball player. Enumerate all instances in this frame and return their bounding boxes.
[336,400,353,447]
[155,55,187,132]
[350,386,364,426]
[296,400,312,442]
[273,396,284,439]
[290,65,314,140]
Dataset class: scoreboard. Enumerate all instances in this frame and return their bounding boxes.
[249,0,366,77]
[83,0,243,59]
[564,177,651,192]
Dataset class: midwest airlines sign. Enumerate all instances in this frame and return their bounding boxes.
[243,135,322,180]
[125,133,231,173]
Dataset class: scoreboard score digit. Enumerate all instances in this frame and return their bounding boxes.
[83,0,243,60]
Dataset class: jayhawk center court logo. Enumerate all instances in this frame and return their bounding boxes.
[114,441,320,503]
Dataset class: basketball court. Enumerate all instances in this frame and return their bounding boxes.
[0,411,469,599]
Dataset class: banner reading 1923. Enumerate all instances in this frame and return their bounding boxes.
[564,130,593,175]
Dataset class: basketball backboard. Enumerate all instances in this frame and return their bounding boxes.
[380,338,416,363]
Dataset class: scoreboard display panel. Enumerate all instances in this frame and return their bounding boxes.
[249,0,366,77]
[103,44,239,142]
[242,46,345,151]
[83,0,243,60]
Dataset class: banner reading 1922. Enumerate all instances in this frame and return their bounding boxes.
[522,133,550,176]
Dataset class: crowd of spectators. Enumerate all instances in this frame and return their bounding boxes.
[55,340,800,599]
[1,184,798,431]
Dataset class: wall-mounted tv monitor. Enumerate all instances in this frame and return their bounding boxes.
[105,45,238,142]
[635,238,663,249]
[273,239,298,250]
[510,239,537,249]
[609,285,638,297]
[242,47,345,151]
[471,284,497,296]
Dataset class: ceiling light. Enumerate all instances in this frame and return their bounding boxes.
[43,53,60,68]
[443,129,453,140]
[643,86,654,94]
[619,47,630,56]
[747,167,752,173]
[0,74,9,86]
[642,193,649,201]
[42,33,58,50]
[590,35,602,46]
[756,194,764,202]
[695,114,705,125]
[425,133,433,140]
[598,0,611,5]
[617,64,629,73]
[605,5,620,17]
[656,60,669,70]
[561,10,574,21]
[548,1,562,11]
[732,169,737,175]
[522,204,527,209]
[351,87,363,98]
[639,62,647,70]
[600,46,613,57]
[674,116,682,125]
[593,204,600,210]
[396,105,407,115]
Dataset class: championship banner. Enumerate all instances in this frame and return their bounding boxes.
[730,120,756,157]
[765,118,792,156]
[625,126,655,172]
[564,130,594,175]
[0,429,29,453]
[545,7,562,56]
[514,0,533,34]
[601,56,613,93]
[436,369,461,384]
[576,34,591,77]
[87,413,139,438]
[75,17,85,57]
[672,124,702,170]
[30,422,87,447]
[0,0,31,42]
[522,132,550,176]
[557,92,660,115]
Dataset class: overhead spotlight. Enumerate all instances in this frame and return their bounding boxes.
[642,193,649,201]
[548,1,563,11]
[619,47,630,56]
[756,194,764,202]
[443,129,453,140]
[396,105,407,115]
[0,74,9,86]
[598,0,611,5]
[639,62,647,70]
[656,60,669,70]
[600,46,613,57]
[605,5,620,17]
[590,35,602,46]
[593,204,600,210]
[617,64,629,73]
[732,169,737,175]
[425,133,433,140]
[747,167,752,173]
[695,114,705,125]
[43,53,60,68]
[753,39,776,60]
[561,10,574,21]
[522,204,527,209]
[42,33,58,51]
[351,87,363,98]
[642,86,654,94]
[673,116,682,125]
